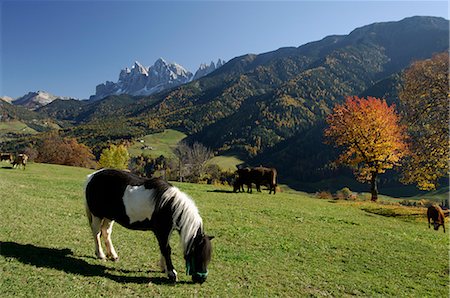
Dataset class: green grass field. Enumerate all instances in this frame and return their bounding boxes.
[0,120,37,141]
[127,129,244,172]
[1,163,448,297]
[128,129,187,159]
[207,155,244,172]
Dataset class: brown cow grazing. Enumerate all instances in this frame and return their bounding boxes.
[233,166,278,194]
[251,166,277,194]
[12,154,28,170]
[233,167,252,193]
[427,205,446,233]
[0,153,13,163]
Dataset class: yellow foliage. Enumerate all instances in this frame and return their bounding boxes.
[98,144,130,170]
[325,96,408,183]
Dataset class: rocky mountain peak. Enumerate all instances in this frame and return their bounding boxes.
[90,57,225,100]
[12,90,71,110]
[193,59,225,80]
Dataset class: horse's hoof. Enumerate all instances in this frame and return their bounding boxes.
[110,256,119,262]
[167,270,177,283]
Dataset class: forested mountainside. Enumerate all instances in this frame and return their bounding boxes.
[116,16,447,156]
[3,16,448,190]
[0,99,60,132]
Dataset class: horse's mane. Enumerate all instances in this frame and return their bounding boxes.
[160,186,203,255]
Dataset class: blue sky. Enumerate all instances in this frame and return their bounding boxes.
[1,1,448,99]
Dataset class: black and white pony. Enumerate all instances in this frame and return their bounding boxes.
[84,169,214,283]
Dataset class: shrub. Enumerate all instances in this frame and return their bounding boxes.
[316,191,333,200]
[335,187,358,200]
[98,144,130,170]
[35,133,96,168]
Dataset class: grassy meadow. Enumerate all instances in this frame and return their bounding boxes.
[127,129,244,171]
[1,162,449,297]
[0,120,37,141]
[207,155,244,172]
[128,129,186,159]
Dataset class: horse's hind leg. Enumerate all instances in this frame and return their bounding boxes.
[158,254,167,272]
[91,216,106,260]
[101,219,119,261]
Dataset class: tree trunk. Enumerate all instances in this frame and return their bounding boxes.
[370,172,378,201]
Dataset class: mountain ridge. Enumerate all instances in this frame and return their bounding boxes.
[90,58,226,101]
[3,16,448,191]
[11,91,73,110]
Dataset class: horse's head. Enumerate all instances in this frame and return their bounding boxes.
[186,233,214,283]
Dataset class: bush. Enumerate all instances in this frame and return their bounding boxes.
[35,133,96,168]
[335,187,357,200]
[316,191,333,200]
[98,144,130,170]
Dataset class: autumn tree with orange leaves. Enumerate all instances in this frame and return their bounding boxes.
[399,52,449,191]
[325,96,408,201]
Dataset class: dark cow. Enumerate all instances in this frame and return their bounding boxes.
[12,154,28,170]
[233,166,277,194]
[0,153,13,163]
[251,166,278,194]
[427,205,446,233]
[233,167,252,193]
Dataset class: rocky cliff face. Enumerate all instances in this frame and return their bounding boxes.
[193,59,225,80]
[91,59,193,100]
[90,58,225,100]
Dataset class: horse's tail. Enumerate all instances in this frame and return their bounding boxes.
[84,171,96,228]
[85,199,93,227]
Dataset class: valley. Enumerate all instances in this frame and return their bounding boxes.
[1,16,448,195]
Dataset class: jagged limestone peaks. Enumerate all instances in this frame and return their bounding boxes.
[91,58,225,100]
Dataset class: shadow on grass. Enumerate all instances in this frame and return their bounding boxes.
[207,189,235,194]
[1,241,192,285]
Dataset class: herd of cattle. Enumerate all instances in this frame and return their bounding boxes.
[0,153,28,169]
[233,166,278,194]
[231,166,448,233]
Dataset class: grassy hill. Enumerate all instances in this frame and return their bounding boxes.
[1,163,448,296]
[128,129,187,159]
[127,129,244,171]
[0,120,38,140]
[207,155,244,172]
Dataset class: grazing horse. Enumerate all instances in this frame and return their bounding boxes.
[0,153,13,163]
[85,169,214,283]
[12,154,28,170]
[427,205,446,233]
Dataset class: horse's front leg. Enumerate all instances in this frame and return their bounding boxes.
[156,230,177,282]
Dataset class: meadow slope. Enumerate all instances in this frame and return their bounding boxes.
[0,163,448,297]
